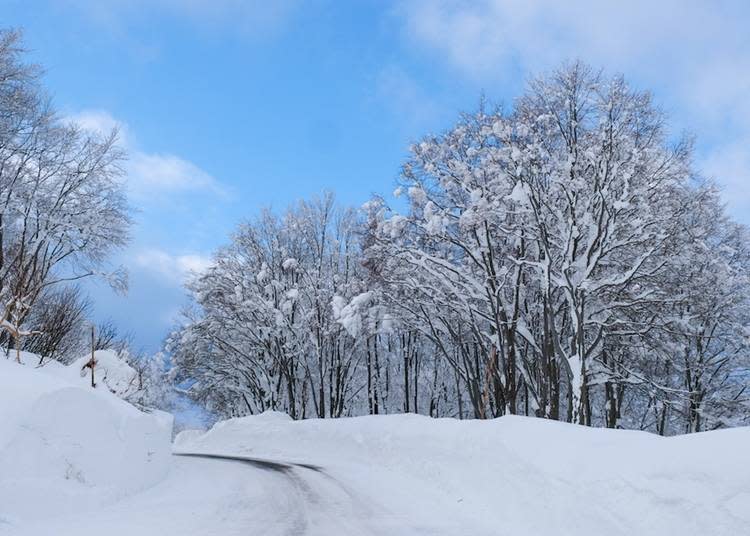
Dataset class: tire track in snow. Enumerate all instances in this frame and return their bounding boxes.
[172,451,380,536]
[173,452,316,535]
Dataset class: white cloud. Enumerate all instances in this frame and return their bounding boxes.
[129,153,225,197]
[135,248,212,285]
[69,109,125,140]
[69,110,227,200]
[397,1,748,83]
[396,0,750,221]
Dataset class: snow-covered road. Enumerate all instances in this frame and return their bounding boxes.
[10,455,268,536]
[11,452,455,536]
[5,352,749,535]
[172,451,419,535]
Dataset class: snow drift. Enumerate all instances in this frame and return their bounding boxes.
[2,353,748,535]
[0,353,172,529]
[176,411,750,535]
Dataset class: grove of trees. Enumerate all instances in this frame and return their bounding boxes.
[170,63,750,435]
[1,27,746,435]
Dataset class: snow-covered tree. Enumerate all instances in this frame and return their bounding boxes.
[169,194,367,418]
[367,62,749,428]
[169,62,749,433]
[0,30,130,362]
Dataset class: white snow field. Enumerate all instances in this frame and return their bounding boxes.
[2,356,749,535]
[0,353,172,533]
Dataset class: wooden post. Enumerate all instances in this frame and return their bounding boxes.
[90,325,96,388]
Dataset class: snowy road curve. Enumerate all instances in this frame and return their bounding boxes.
[171,451,423,535]
[12,449,482,535]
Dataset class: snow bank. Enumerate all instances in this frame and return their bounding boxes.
[3,351,748,535]
[178,411,750,535]
[0,354,172,529]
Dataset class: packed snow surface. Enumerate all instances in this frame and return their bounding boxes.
[2,356,748,535]
[0,354,172,531]
[172,412,750,535]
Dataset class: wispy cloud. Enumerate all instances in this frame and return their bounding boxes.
[396,1,750,84]
[135,248,212,285]
[68,110,228,201]
[129,153,226,198]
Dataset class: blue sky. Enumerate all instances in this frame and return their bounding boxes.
[5,0,749,351]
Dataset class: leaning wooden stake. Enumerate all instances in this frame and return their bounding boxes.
[90,325,96,388]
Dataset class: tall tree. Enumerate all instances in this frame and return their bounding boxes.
[0,29,130,362]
